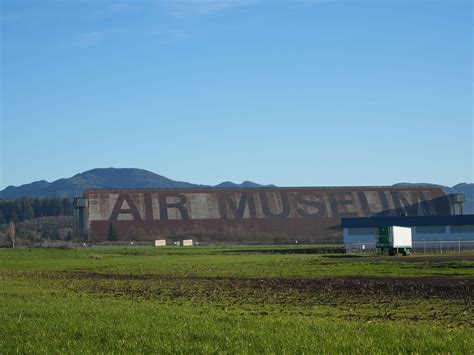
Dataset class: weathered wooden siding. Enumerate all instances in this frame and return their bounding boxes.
[84,187,450,243]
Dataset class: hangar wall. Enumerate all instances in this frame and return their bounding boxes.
[81,187,452,243]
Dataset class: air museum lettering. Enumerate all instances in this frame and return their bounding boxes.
[88,190,440,222]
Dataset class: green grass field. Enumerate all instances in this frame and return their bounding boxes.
[1,246,473,353]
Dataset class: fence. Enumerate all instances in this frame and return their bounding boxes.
[4,238,474,253]
[412,240,474,253]
[348,240,474,254]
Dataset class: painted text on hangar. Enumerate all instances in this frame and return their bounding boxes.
[84,187,451,242]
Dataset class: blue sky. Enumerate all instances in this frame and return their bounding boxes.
[1,0,472,188]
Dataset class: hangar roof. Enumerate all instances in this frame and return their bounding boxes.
[83,185,447,196]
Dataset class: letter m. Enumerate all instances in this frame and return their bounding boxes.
[218,192,256,219]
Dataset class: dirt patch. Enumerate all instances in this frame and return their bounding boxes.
[223,247,345,255]
[65,271,473,300]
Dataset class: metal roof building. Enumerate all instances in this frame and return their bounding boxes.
[341,215,474,228]
[73,186,464,244]
[341,215,474,252]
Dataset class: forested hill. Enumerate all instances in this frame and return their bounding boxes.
[0,168,200,199]
[0,197,72,224]
[0,168,472,214]
[0,185,472,224]
[0,168,274,199]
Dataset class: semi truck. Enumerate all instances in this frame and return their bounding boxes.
[376,226,412,256]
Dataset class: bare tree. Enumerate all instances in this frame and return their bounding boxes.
[8,221,16,248]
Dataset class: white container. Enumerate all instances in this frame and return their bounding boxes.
[154,239,167,247]
[182,239,193,247]
[391,226,412,248]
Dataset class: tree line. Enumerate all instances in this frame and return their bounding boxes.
[0,197,73,224]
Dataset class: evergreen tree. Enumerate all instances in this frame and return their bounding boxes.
[14,199,24,221]
[0,201,14,222]
[0,197,74,223]
[41,199,51,216]
[24,199,34,220]
[52,199,64,216]
[61,198,72,215]
[32,198,42,217]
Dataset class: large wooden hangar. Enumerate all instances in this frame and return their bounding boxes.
[73,186,464,243]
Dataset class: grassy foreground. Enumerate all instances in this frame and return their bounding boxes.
[1,246,473,353]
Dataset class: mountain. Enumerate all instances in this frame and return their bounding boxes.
[0,168,273,199]
[453,183,474,214]
[393,182,473,214]
[392,183,456,194]
[1,170,472,214]
[215,181,276,188]
[452,183,474,198]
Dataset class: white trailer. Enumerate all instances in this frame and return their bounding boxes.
[377,226,412,255]
[391,226,412,249]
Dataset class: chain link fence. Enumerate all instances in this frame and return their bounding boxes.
[412,240,474,253]
[349,240,474,254]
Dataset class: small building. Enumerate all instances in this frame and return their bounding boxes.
[182,239,193,247]
[342,215,474,252]
[154,239,166,247]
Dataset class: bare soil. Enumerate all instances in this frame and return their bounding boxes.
[65,271,473,300]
